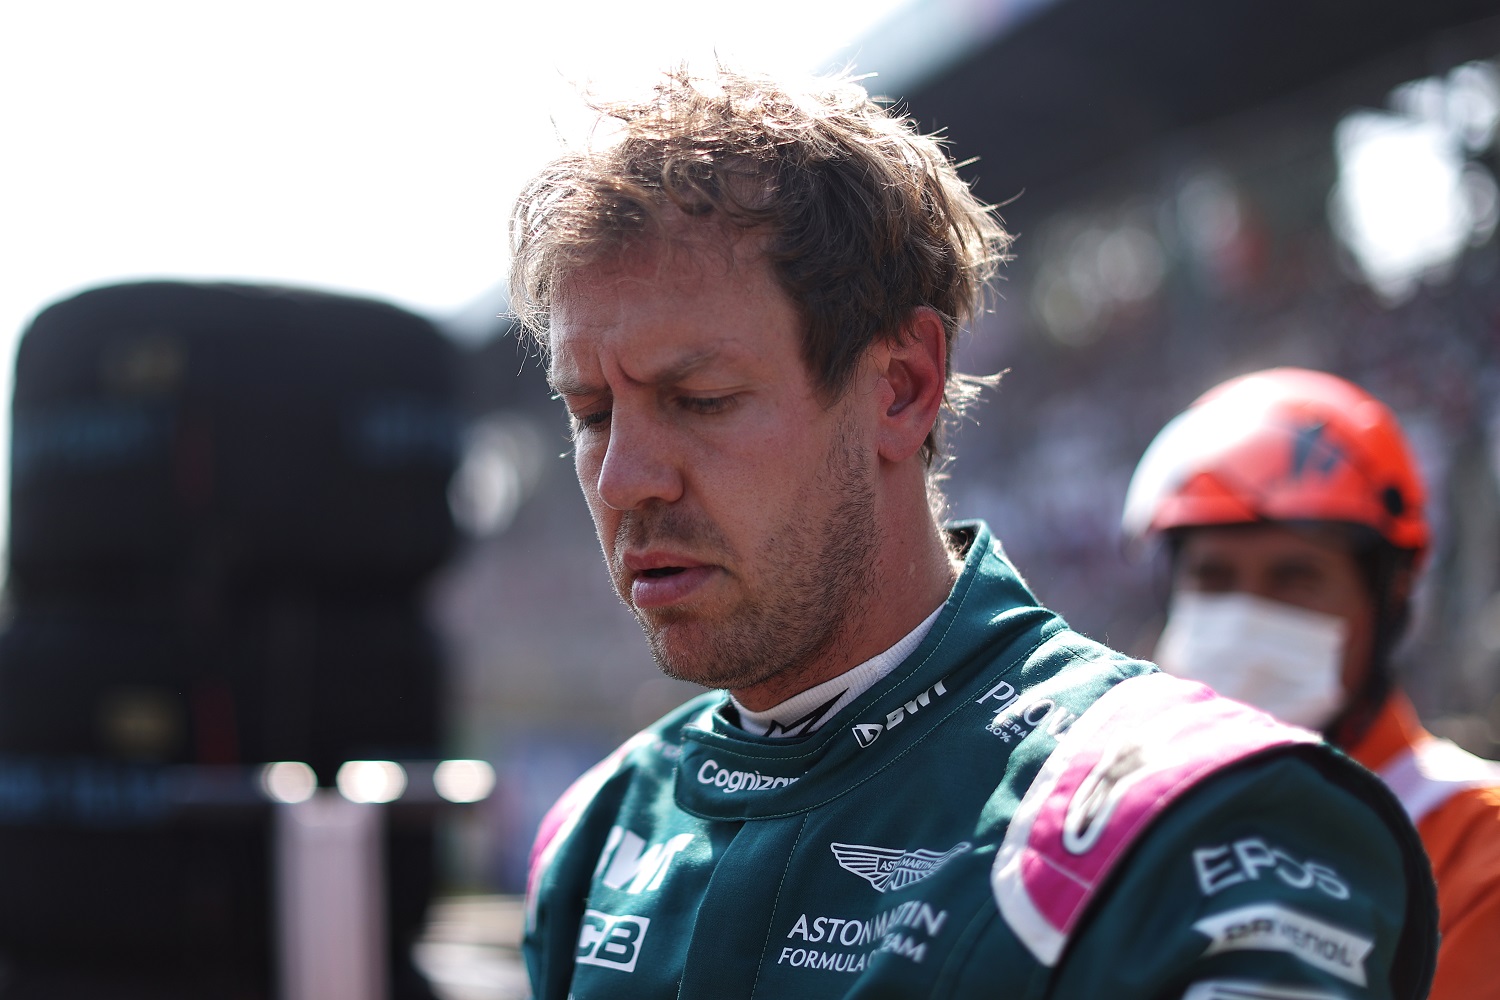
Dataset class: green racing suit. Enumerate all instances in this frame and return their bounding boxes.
[524,522,1436,999]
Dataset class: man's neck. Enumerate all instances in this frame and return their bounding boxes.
[729,520,959,712]
[730,602,947,736]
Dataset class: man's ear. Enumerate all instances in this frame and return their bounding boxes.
[871,306,947,464]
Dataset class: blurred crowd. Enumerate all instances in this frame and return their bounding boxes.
[945,144,1500,757]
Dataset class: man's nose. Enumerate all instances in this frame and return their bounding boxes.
[594,411,685,511]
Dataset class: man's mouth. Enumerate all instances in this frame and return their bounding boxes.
[628,563,715,609]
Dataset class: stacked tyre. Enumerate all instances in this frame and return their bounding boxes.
[0,282,459,998]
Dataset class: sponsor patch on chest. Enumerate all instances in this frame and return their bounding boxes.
[976,679,1079,744]
[593,826,693,894]
[575,909,650,973]
[779,900,952,973]
[831,841,972,893]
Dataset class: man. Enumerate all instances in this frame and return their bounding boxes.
[511,66,1436,999]
[1124,366,1500,1000]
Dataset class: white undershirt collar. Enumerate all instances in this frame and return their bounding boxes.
[729,603,945,738]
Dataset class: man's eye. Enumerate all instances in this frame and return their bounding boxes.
[1186,565,1235,592]
[679,396,734,415]
[572,409,611,432]
[1272,565,1323,592]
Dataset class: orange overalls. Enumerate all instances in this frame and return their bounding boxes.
[1350,691,1500,1000]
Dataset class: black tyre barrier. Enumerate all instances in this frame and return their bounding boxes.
[0,596,443,770]
[0,759,450,1000]
[1,281,460,996]
[9,281,461,598]
[0,587,446,995]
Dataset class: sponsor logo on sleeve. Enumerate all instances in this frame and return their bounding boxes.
[1182,981,1348,1000]
[976,679,1078,744]
[593,826,693,894]
[850,680,948,748]
[1061,735,1156,855]
[1193,838,1349,900]
[831,841,972,893]
[1058,724,1180,856]
[694,759,799,793]
[1193,904,1373,986]
[576,909,650,973]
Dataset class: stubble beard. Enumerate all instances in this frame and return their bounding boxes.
[614,417,878,693]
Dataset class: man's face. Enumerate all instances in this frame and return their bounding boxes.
[1172,524,1376,699]
[548,237,880,700]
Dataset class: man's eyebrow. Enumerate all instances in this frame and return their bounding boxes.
[645,348,723,387]
[549,348,726,398]
[547,369,603,399]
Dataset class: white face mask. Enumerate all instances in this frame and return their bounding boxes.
[1154,592,1349,730]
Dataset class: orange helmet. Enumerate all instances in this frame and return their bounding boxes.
[1122,367,1429,561]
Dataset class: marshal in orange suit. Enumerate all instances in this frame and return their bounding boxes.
[1125,367,1500,1000]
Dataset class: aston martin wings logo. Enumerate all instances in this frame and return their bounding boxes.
[830,841,972,892]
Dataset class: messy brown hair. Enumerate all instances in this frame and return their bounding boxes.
[509,64,1011,465]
